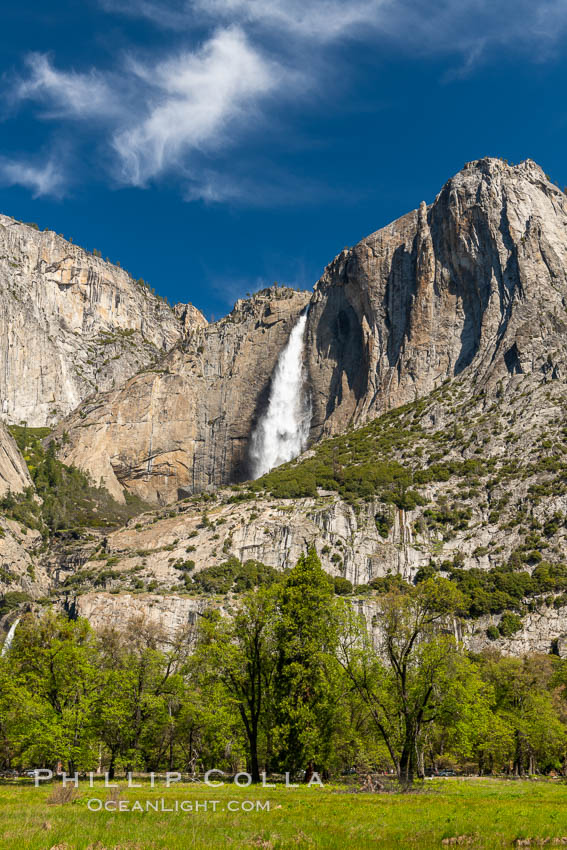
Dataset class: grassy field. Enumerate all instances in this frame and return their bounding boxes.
[1,778,567,849]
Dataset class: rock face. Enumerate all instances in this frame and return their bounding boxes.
[305,158,567,435]
[0,515,49,601]
[52,158,567,502]
[0,214,205,427]
[0,423,32,497]
[72,591,209,638]
[54,287,311,502]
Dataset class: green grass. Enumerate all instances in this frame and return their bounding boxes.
[1,779,567,849]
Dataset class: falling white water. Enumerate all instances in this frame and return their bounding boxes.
[250,311,311,478]
[1,617,20,657]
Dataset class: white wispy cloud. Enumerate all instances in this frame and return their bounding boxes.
[101,0,386,42]
[13,53,119,119]
[183,166,351,207]
[100,0,567,56]
[113,27,284,185]
[194,0,386,41]
[0,155,67,198]
[4,28,291,193]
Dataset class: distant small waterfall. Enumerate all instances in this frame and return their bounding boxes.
[1,617,20,656]
[250,310,311,478]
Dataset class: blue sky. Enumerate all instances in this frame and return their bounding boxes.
[1,1,567,319]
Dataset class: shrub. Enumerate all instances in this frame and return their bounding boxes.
[174,560,195,572]
[333,576,353,595]
[0,591,31,616]
[498,612,523,638]
[375,511,393,538]
[367,574,412,594]
[486,625,500,641]
[190,557,280,594]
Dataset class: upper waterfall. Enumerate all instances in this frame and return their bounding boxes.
[249,310,312,479]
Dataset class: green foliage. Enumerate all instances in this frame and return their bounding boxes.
[258,468,318,499]
[2,426,146,534]
[366,573,412,595]
[189,557,280,594]
[274,548,341,774]
[375,510,393,538]
[338,577,472,785]
[333,576,353,595]
[174,559,195,572]
[437,560,567,618]
[197,588,278,780]
[0,591,31,616]
[424,503,472,534]
[498,612,523,637]
[1,567,567,782]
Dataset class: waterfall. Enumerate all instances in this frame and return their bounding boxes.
[1,617,20,657]
[249,310,311,478]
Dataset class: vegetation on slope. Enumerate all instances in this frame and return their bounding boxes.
[0,426,146,537]
[238,380,567,635]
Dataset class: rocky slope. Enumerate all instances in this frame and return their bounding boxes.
[0,214,206,427]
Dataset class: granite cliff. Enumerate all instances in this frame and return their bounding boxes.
[0,214,205,427]
[0,423,32,497]
[305,157,567,435]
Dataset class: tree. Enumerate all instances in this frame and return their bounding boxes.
[274,547,341,780]
[483,653,566,775]
[198,587,278,781]
[8,611,99,771]
[338,577,466,786]
[93,615,193,774]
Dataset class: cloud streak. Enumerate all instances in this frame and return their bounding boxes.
[0,155,67,198]
[4,28,292,193]
[100,0,567,56]
[13,53,119,119]
[113,27,283,185]
[102,0,387,43]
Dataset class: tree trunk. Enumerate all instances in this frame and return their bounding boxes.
[415,745,425,780]
[249,728,260,783]
[399,744,414,788]
[514,730,525,777]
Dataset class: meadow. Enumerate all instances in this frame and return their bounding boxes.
[1,778,567,849]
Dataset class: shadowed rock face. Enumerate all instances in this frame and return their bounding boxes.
[54,287,311,503]
[305,157,567,436]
